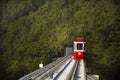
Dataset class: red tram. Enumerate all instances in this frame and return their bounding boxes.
[73,38,86,60]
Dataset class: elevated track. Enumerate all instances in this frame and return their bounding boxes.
[19,55,99,80]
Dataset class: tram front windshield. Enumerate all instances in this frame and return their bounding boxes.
[77,43,83,50]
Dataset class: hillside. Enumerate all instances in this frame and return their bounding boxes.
[0,0,120,80]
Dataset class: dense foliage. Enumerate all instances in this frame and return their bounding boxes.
[0,0,120,80]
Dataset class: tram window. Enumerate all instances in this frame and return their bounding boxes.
[77,43,83,50]
[84,44,86,50]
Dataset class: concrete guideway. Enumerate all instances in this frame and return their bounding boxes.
[52,59,98,80]
[52,59,87,80]
[19,55,72,80]
[36,56,73,80]
[53,59,76,80]
[75,60,86,80]
[19,55,99,80]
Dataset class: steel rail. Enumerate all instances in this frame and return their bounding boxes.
[71,60,79,80]
[53,59,77,80]
[53,58,73,80]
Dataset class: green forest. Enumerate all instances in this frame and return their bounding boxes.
[0,0,120,80]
